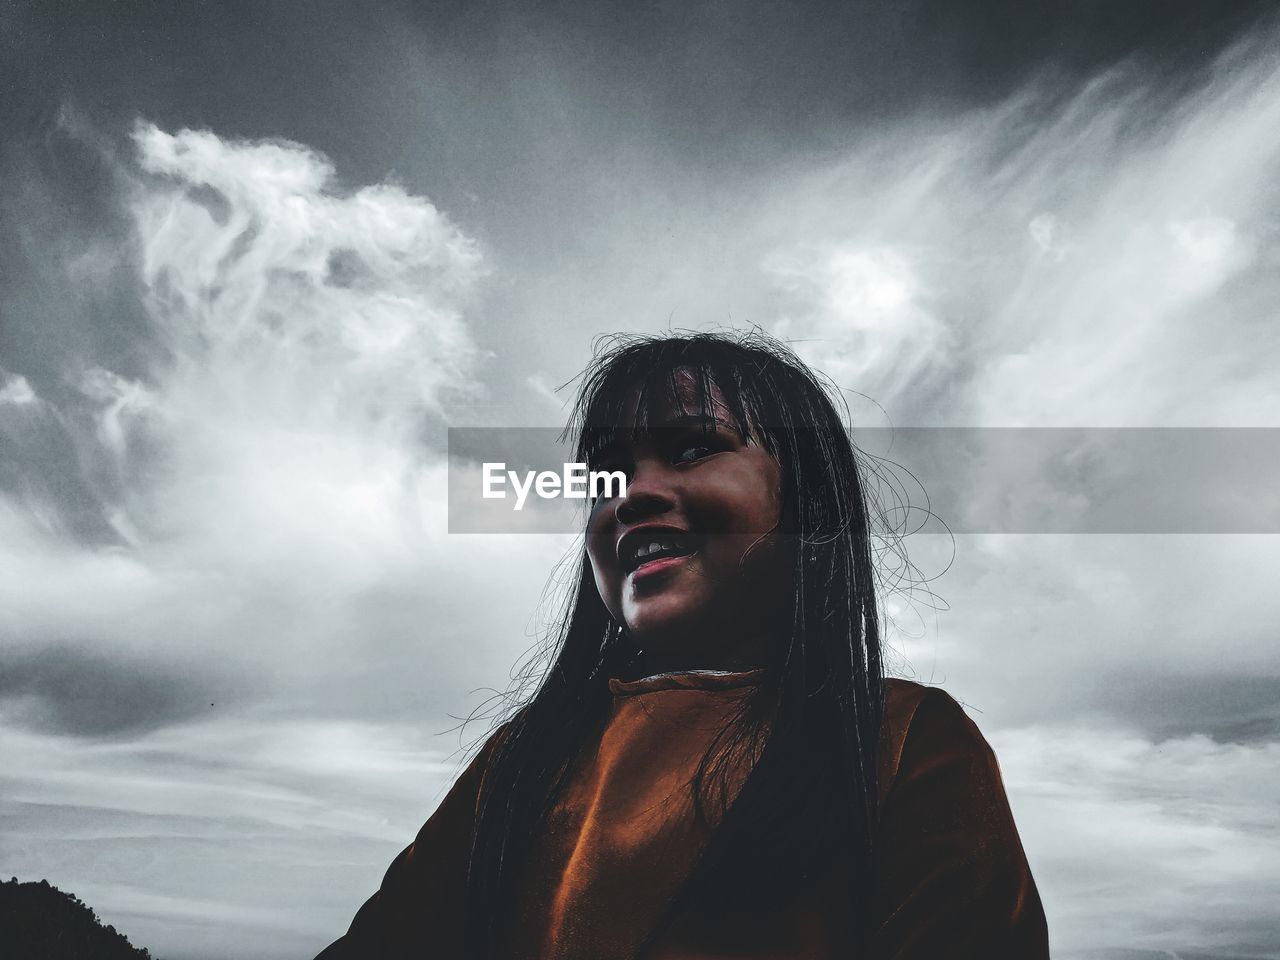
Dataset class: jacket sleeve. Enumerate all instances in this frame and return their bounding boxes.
[864,689,1050,959]
[312,727,507,960]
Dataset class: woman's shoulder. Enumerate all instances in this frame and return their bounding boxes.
[879,678,1003,807]
[459,719,516,788]
[870,680,1050,954]
[882,676,967,746]
[409,719,516,832]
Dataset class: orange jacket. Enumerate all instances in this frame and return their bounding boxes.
[316,672,1049,959]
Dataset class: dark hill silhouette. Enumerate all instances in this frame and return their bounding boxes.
[1,877,156,959]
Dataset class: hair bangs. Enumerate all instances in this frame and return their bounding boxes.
[564,338,785,473]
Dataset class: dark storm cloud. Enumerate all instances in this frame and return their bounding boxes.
[385,0,1280,148]
[0,645,250,738]
[4,0,1277,187]
[1084,672,1280,745]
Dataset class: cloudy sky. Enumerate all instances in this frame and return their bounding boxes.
[3,2,1280,958]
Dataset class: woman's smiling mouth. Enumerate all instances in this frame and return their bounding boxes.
[617,526,698,578]
[630,549,697,581]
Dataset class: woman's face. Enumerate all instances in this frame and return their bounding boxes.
[585,368,788,669]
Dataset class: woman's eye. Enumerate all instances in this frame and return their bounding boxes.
[674,444,714,464]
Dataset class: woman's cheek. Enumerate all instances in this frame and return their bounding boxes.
[592,568,622,622]
[585,539,620,615]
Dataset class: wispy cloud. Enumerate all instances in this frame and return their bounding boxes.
[757,38,1280,430]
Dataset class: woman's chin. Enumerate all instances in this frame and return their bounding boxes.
[621,601,721,656]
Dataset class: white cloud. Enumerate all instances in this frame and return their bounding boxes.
[996,722,1280,958]
[0,120,560,705]
[0,370,39,406]
[754,40,1280,430]
[768,243,949,405]
[129,123,486,425]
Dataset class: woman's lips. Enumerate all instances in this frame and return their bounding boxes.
[629,551,695,582]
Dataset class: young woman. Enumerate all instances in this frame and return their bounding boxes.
[315,331,1049,959]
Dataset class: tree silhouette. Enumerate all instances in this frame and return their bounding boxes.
[0,877,156,959]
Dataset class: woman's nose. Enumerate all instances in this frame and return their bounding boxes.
[614,460,676,525]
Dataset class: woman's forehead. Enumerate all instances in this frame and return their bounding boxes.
[621,366,733,422]
[577,363,766,463]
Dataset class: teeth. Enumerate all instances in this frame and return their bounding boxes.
[633,538,679,561]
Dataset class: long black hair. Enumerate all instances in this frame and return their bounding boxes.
[463,329,886,956]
